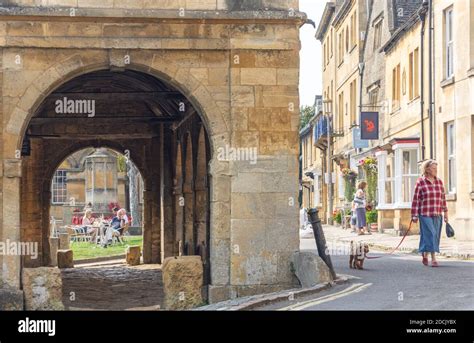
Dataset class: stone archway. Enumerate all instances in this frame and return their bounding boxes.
[7,65,219,302]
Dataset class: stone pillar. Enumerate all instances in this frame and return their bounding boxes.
[41,189,51,266]
[161,126,176,260]
[49,237,59,266]
[183,135,195,255]
[195,127,209,283]
[143,137,161,264]
[174,141,184,255]
[2,159,22,289]
[208,157,232,303]
[59,233,70,250]
[21,138,46,267]
[142,189,153,263]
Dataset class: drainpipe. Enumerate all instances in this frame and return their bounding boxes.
[428,0,434,159]
[358,62,365,153]
[419,2,428,160]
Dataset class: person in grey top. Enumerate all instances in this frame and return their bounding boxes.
[354,181,369,235]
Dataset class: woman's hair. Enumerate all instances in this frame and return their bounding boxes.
[357,181,367,190]
[83,209,92,218]
[421,159,438,176]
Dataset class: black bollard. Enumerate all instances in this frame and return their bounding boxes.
[307,208,337,280]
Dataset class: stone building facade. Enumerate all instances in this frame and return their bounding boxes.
[0,0,305,308]
[432,0,474,240]
[316,0,473,240]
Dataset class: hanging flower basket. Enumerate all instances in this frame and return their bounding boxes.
[341,168,358,202]
[358,157,378,205]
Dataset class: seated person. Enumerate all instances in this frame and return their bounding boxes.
[109,207,120,229]
[114,209,129,236]
[104,208,129,246]
[77,209,98,241]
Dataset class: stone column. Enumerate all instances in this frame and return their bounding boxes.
[161,126,176,260]
[2,159,22,289]
[21,137,47,267]
[208,157,232,303]
[142,188,153,264]
[183,136,195,255]
[143,137,161,264]
[49,237,59,266]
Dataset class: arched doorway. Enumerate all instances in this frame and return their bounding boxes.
[19,69,212,305]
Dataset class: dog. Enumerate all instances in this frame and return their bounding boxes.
[349,241,369,270]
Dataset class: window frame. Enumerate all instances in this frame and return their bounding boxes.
[51,169,68,205]
[446,122,457,194]
[377,143,420,210]
[392,64,401,111]
[445,6,454,79]
[373,17,383,51]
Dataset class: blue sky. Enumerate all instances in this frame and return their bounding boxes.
[299,0,326,107]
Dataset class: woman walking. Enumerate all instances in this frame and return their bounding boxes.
[354,181,369,235]
[411,160,448,267]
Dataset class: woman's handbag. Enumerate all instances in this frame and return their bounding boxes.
[445,222,455,238]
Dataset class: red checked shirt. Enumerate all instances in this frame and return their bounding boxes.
[411,176,448,218]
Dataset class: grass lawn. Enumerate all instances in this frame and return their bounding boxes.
[71,236,143,261]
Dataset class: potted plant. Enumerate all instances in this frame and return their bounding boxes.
[333,210,342,225]
[366,209,378,232]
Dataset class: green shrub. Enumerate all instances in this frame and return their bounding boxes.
[366,210,378,225]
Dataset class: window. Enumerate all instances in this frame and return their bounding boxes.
[373,18,383,51]
[338,173,345,200]
[52,170,67,204]
[385,155,394,204]
[338,92,344,131]
[323,43,327,68]
[401,150,419,203]
[330,28,333,57]
[326,39,329,65]
[350,80,357,125]
[392,64,401,110]
[338,31,344,64]
[369,87,379,111]
[345,25,349,52]
[445,7,454,78]
[447,122,456,193]
[351,11,357,48]
[414,48,419,98]
[377,144,420,208]
[409,48,420,100]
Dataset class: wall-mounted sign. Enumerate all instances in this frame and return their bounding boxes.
[360,112,379,140]
[353,127,369,149]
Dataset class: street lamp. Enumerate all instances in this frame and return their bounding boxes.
[323,99,334,225]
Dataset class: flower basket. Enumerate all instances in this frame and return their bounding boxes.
[341,168,358,202]
[358,157,378,205]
